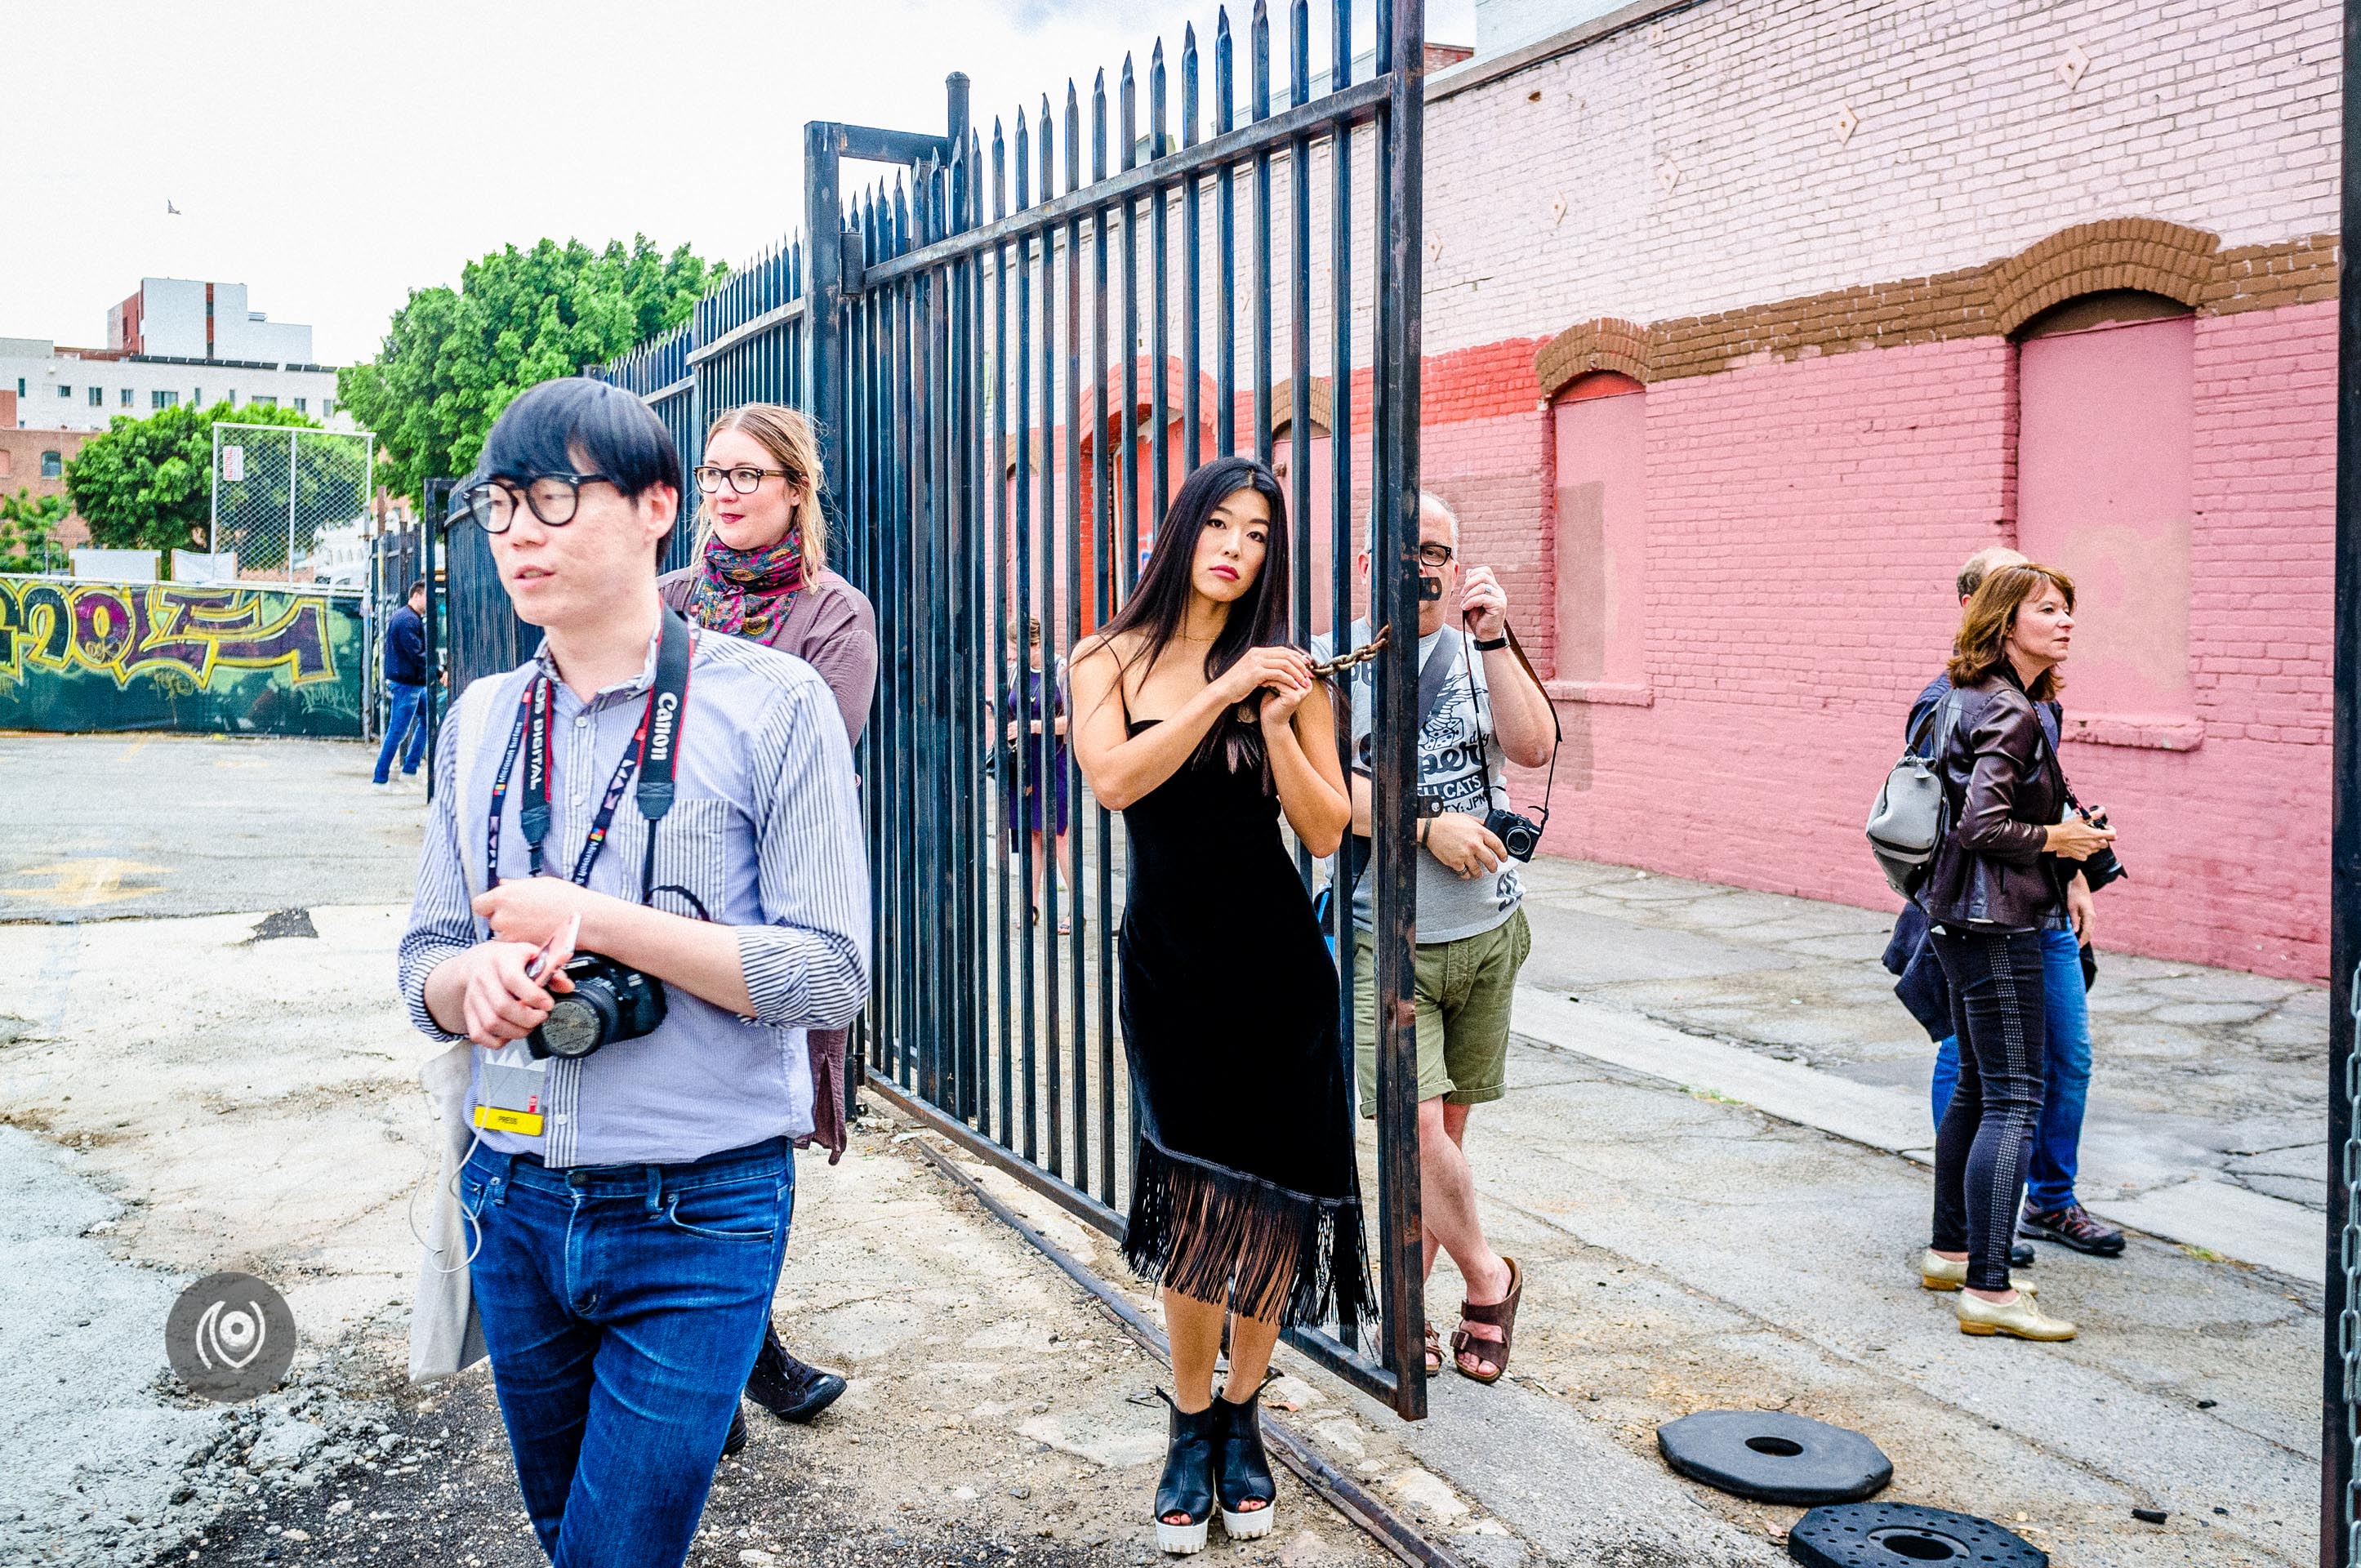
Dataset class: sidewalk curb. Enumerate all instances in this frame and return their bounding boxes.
[1511,986,2325,1285]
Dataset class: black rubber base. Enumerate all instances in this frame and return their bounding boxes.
[1788,1501,2047,1567]
[1655,1410,1891,1505]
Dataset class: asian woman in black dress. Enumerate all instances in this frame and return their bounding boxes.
[1068,455,1370,1555]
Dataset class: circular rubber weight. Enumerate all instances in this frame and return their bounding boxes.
[1787,1501,2048,1568]
[1655,1410,1892,1505]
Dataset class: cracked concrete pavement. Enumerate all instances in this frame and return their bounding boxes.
[0,731,2331,1566]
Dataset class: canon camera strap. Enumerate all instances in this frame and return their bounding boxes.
[486,610,694,902]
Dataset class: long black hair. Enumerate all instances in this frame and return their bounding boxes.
[1092,454,1291,772]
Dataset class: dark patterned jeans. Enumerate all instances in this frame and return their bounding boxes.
[1929,926,2048,1292]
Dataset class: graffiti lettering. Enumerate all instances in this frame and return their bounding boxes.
[0,577,341,690]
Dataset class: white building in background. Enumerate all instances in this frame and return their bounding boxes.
[4,278,346,434]
[108,278,314,365]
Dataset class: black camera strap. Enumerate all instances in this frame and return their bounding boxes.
[486,610,695,902]
[1463,621,1561,832]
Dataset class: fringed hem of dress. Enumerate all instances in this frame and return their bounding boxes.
[1121,1135,1376,1331]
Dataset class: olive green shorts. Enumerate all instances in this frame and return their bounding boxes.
[1352,908,1531,1116]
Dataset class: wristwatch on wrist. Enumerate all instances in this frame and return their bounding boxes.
[1472,633,1508,652]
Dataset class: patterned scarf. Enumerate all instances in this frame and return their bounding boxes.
[686,528,806,641]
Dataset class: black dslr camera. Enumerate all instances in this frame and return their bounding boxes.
[2074,804,2128,893]
[1485,806,1543,863]
[528,954,668,1060]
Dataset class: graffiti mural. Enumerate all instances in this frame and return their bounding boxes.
[0,576,363,737]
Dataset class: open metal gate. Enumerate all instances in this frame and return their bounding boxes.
[815,0,1432,1418]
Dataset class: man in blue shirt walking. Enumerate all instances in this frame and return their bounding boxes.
[372,578,429,788]
[399,380,869,1568]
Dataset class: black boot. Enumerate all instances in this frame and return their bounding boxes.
[720,1405,748,1459]
[744,1317,849,1423]
[1152,1394,1218,1556]
[1213,1386,1276,1540]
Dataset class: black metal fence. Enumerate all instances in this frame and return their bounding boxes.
[2327,3,2359,1558]
[817,0,1429,1417]
[585,0,1431,1419]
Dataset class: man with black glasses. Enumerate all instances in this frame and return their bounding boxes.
[1313,492,1556,1387]
[399,378,868,1568]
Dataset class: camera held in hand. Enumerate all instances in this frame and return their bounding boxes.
[2074,804,2128,893]
[528,953,669,1060]
[1486,806,1543,863]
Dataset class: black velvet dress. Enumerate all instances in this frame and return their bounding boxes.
[1116,718,1374,1330]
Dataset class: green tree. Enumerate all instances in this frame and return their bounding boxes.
[338,236,721,501]
[65,401,318,557]
[0,488,70,574]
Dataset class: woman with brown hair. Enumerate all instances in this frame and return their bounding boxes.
[1918,563,2116,1342]
[659,403,873,1432]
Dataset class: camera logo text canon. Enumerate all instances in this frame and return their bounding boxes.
[648,692,679,764]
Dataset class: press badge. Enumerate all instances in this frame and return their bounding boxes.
[474,1047,550,1138]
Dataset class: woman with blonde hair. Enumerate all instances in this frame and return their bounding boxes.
[659,402,875,1435]
[1919,563,2116,1343]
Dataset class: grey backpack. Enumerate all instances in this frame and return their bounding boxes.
[1866,694,1954,899]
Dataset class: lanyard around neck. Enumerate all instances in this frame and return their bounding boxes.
[486,612,694,899]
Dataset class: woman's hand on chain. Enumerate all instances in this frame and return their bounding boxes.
[1217,646,1316,708]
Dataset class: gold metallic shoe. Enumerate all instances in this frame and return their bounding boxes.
[1955,1290,2075,1340]
[1919,1250,2035,1294]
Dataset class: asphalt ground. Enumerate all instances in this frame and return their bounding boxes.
[0,731,422,924]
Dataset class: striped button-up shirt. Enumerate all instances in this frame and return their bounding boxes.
[397,627,871,1167]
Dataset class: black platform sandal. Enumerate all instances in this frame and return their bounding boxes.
[1152,1392,1219,1556]
[1213,1384,1277,1540]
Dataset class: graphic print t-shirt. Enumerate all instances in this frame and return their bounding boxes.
[1312,618,1525,944]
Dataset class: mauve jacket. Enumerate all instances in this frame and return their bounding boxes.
[1919,663,2069,934]
[660,564,879,1162]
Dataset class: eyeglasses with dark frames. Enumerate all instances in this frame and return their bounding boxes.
[693,464,800,496]
[459,473,620,533]
[1417,542,1457,568]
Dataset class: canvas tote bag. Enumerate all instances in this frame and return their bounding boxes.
[408,676,506,1383]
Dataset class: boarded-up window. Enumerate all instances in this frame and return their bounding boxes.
[1552,372,1646,684]
[2016,295,2195,719]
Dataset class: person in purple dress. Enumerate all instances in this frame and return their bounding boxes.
[1004,616,1075,933]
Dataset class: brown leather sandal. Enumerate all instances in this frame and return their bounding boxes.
[1423,1322,1443,1376]
[1450,1257,1523,1385]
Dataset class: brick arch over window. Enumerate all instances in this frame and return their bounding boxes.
[1988,219,2218,339]
[1267,375,1334,439]
[1533,318,1649,402]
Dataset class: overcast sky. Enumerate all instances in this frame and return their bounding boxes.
[8,0,1473,368]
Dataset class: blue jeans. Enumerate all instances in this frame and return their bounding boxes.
[374,680,428,783]
[461,1138,794,1568]
[1931,926,2090,1213]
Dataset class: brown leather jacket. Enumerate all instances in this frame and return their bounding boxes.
[1919,664,2067,933]
[661,565,877,1163]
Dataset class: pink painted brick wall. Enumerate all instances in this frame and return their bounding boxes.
[1418,0,2338,354]
[1430,305,2334,980]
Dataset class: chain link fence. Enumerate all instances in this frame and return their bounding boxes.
[209,424,376,583]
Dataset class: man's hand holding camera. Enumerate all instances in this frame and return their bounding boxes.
[1424,811,1509,880]
[443,938,575,1050]
[1459,564,1509,642]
